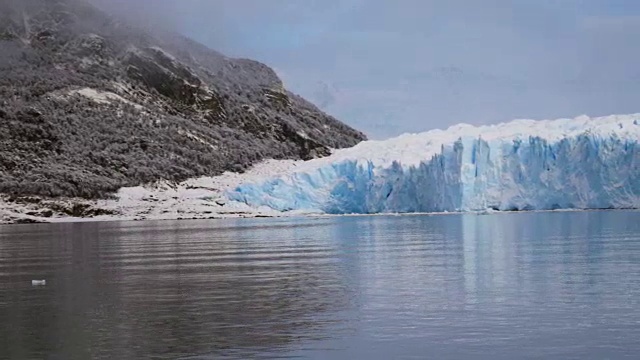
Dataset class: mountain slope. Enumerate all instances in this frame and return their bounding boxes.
[0,0,366,199]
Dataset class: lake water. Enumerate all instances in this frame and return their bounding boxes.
[1,211,639,359]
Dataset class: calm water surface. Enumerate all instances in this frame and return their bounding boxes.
[1,211,639,359]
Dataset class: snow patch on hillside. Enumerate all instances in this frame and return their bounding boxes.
[0,160,309,224]
[70,88,143,109]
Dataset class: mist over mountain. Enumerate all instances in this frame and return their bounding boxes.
[0,0,366,199]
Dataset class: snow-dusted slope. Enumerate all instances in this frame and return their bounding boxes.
[0,159,305,224]
[228,114,640,214]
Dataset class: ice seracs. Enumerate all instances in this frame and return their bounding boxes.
[228,114,640,214]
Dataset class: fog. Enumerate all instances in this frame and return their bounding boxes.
[88,0,185,30]
[79,1,640,137]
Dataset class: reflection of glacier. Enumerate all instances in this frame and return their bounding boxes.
[229,115,640,214]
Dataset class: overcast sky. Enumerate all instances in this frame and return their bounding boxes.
[94,0,640,139]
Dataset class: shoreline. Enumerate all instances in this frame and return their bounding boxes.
[2,205,637,227]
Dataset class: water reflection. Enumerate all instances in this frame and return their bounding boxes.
[454,212,640,359]
[0,219,351,359]
[1,211,639,359]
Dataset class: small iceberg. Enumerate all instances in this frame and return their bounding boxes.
[477,208,498,216]
[31,280,46,286]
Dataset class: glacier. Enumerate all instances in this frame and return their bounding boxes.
[228,114,640,214]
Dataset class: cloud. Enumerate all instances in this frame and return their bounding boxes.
[88,0,640,138]
[87,0,184,30]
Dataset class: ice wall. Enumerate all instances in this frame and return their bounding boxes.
[228,115,640,213]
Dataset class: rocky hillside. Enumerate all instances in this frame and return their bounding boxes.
[0,0,366,199]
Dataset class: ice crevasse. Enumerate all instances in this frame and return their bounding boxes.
[228,114,640,214]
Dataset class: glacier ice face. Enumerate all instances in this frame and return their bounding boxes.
[228,114,640,214]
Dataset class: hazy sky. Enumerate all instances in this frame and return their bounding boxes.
[94,0,640,139]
